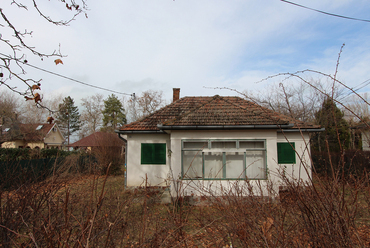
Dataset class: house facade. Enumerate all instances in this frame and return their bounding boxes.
[117,89,322,197]
[362,129,370,151]
[1,123,64,149]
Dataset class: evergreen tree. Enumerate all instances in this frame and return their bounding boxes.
[102,94,127,131]
[311,98,350,152]
[56,96,81,144]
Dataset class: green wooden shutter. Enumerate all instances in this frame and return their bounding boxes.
[277,142,296,164]
[141,143,166,164]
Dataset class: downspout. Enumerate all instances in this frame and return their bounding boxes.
[117,133,128,189]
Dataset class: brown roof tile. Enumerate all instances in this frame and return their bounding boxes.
[68,132,125,147]
[119,95,320,132]
[2,123,56,142]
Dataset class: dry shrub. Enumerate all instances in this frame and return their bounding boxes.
[87,132,125,175]
[1,171,370,247]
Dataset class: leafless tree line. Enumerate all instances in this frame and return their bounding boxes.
[0,89,166,139]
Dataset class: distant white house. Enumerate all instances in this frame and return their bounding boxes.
[353,123,370,151]
[1,123,64,149]
[116,89,323,197]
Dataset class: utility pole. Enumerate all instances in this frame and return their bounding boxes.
[66,112,70,150]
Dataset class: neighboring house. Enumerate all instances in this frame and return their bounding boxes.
[68,132,125,154]
[351,123,370,151]
[116,89,323,197]
[362,129,370,151]
[1,123,64,149]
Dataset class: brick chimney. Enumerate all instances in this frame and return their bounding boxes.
[173,88,180,102]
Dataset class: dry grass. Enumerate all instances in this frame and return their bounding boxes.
[1,171,370,247]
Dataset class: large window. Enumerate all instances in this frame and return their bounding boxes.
[277,142,296,164]
[182,139,266,180]
[141,143,166,164]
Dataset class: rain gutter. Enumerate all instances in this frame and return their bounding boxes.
[157,124,294,130]
[117,132,128,189]
[278,128,325,132]
[116,130,165,134]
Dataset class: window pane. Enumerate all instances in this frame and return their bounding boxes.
[211,141,236,149]
[246,150,266,179]
[240,141,264,149]
[277,143,296,164]
[183,150,202,178]
[204,152,223,178]
[183,141,208,149]
[225,152,244,178]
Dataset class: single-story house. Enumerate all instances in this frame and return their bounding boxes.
[1,123,64,149]
[68,131,125,154]
[116,88,323,197]
[351,122,370,151]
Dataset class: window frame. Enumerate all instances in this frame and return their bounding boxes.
[181,139,267,180]
[141,143,167,165]
[277,142,296,164]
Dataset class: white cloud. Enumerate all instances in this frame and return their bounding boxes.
[3,0,370,105]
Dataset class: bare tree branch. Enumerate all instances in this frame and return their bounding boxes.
[0,0,88,116]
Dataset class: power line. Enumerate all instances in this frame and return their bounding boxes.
[0,53,134,96]
[280,0,370,23]
[340,78,370,100]
[23,62,133,96]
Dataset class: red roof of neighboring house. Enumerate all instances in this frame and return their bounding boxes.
[2,123,57,141]
[68,132,125,147]
[119,95,320,132]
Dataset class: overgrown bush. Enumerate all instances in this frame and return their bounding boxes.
[0,147,77,161]
[1,173,370,247]
[312,150,370,178]
[0,149,98,190]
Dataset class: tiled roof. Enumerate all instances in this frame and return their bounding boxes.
[2,123,56,141]
[68,132,125,147]
[119,95,320,132]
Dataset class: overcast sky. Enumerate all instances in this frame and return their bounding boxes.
[3,0,370,105]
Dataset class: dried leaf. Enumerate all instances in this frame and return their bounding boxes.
[34,93,42,103]
[54,59,63,65]
[31,83,41,91]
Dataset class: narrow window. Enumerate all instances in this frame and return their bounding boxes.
[141,143,166,164]
[277,142,296,164]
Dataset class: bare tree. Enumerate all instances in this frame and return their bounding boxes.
[0,90,22,126]
[79,93,104,137]
[126,90,166,122]
[342,92,370,124]
[243,78,343,123]
[19,93,63,124]
[0,0,88,108]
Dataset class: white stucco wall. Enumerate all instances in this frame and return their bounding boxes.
[126,133,171,187]
[125,130,313,197]
[361,130,370,151]
[277,132,312,182]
